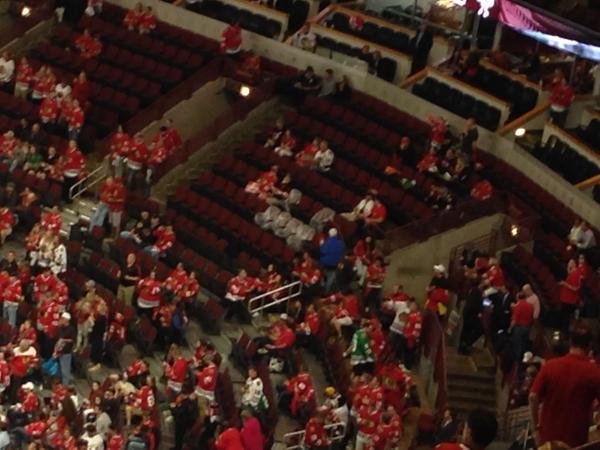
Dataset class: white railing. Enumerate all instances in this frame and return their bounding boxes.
[247,280,302,314]
[283,422,346,450]
[498,406,530,442]
[69,162,109,201]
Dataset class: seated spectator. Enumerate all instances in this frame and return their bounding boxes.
[277,366,315,418]
[426,185,454,211]
[293,66,321,97]
[241,366,269,415]
[295,138,320,168]
[274,129,297,157]
[470,179,493,201]
[40,93,59,126]
[549,73,575,127]
[14,57,33,99]
[72,71,90,109]
[220,21,242,55]
[0,207,16,245]
[245,164,279,199]
[0,51,14,86]
[573,221,596,253]
[264,117,285,148]
[144,224,175,259]
[75,29,102,60]
[460,118,479,157]
[236,50,261,85]
[31,65,55,103]
[303,411,330,449]
[223,269,260,323]
[358,45,373,66]
[417,147,439,173]
[313,140,334,172]
[292,24,316,52]
[332,75,352,103]
[123,3,144,31]
[368,50,382,75]
[139,6,156,34]
[342,189,386,226]
[319,69,336,97]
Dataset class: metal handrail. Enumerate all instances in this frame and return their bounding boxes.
[69,162,108,201]
[247,280,302,314]
[283,422,346,450]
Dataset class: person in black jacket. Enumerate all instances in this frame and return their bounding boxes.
[410,23,434,74]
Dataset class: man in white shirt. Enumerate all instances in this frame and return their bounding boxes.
[292,24,316,52]
[313,140,334,172]
[81,424,104,450]
[341,190,375,221]
[0,52,14,85]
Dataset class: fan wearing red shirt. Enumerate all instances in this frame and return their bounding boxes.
[164,346,188,395]
[41,206,62,235]
[181,271,200,304]
[14,57,33,99]
[72,71,90,108]
[356,402,382,449]
[510,293,534,362]
[364,257,385,310]
[75,29,102,60]
[137,270,163,311]
[40,93,59,124]
[67,99,85,140]
[195,360,218,402]
[110,125,131,177]
[482,257,504,289]
[146,135,167,185]
[549,74,575,127]
[236,50,261,84]
[163,119,182,154]
[279,369,315,417]
[296,303,321,350]
[303,412,330,450]
[165,263,189,298]
[139,6,156,34]
[365,199,387,226]
[3,275,22,327]
[62,140,85,200]
[417,147,438,173]
[123,3,144,31]
[89,176,125,235]
[0,130,18,159]
[220,21,242,55]
[435,408,497,450]
[0,207,15,245]
[267,318,296,351]
[371,407,403,450]
[470,179,493,201]
[530,323,600,447]
[223,269,260,323]
[558,259,583,331]
[145,224,175,259]
[107,428,125,450]
[126,133,148,188]
[126,376,156,426]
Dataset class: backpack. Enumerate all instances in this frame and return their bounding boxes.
[126,435,148,450]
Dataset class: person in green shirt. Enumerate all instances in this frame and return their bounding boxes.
[346,320,374,373]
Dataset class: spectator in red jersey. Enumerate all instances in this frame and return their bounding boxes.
[136,269,163,317]
[223,269,259,324]
[39,93,59,126]
[89,176,127,236]
[66,99,85,141]
[215,422,244,450]
[470,178,493,201]
[61,140,85,200]
[435,408,497,450]
[236,50,261,85]
[163,118,182,154]
[126,133,148,188]
[14,57,33,99]
[139,6,156,34]
[144,224,175,259]
[510,292,534,362]
[274,129,297,157]
[558,259,583,333]
[146,133,167,187]
[303,411,330,450]
[109,124,131,177]
[277,365,315,418]
[240,409,265,450]
[220,21,242,55]
[123,3,144,31]
[529,322,600,448]
[31,66,55,103]
[75,29,102,60]
[0,207,15,245]
[549,73,575,127]
[72,71,90,109]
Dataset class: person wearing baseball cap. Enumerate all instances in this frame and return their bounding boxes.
[54,312,76,385]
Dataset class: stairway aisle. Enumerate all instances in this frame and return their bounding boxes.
[446,346,498,418]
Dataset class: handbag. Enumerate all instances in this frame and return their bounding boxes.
[42,357,59,376]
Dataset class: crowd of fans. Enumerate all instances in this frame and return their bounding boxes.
[0,0,597,449]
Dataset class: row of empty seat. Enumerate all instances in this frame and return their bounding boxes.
[457,64,539,119]
[412,77,502,130]
[531,136,599,185]
[575,118,600,152]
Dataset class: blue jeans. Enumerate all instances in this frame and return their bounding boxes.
[323,268,337,294]
[59,353,72,385]
[89,202,109,230]
[3,303,17,328]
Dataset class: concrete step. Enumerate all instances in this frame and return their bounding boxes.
[448,399,496,416]
[447,378,497,395]
[448,391,496,408]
